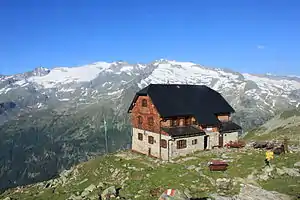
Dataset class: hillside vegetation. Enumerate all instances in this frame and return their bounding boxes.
[1,145,299,199]
[1,110,300,200]
[243,109,300,144]
[0,105,131,191]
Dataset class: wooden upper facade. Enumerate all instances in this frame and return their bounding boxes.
[129,95,231,135]
[128,84,242,137]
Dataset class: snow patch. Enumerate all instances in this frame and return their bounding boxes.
[59,98,70,101]
[36,103,43,108]
[242,73,300,91]
[141,62,241,90]
[4,88,11,93]
[0,87,12,94]
[120,66,134,72]
[168,60,197,68]
[59,88,76,92]
[22,62,113,88]
[137,64,146,69]
[107,89,124,96]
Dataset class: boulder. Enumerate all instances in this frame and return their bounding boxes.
[101,186,117,200]
[158,189,189,200]
[276,168,286,176]
[68,194,82,200]
[186,165,196,170]
[253,142,268,149]
[183,188,192,199]
[112,169,121,178]
[259,166,274,181]
[281,167,300,177]
[195,167,202,172]
[237,184,291,200]
[97,182,105,189]
[294,161,300,168]
[211,184,292,200]
[216,178,233,192]
[273,147,284,155]
[81,184,96,197]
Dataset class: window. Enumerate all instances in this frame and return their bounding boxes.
[218,115,229,122]
[160,139,167,148]
[137,116,143,125]
[185,118,191,125]
[206,127,213,131]
[148,117,154,126]
[142,99,147,107]
[177,140,187,149]
[171,119,178,127]
[192,139,197,145]
[148,136,154,144]
[138,133,143,141]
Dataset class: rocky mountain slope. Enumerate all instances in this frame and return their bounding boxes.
[1,139,299,200]
[2,110,299,200]
[1,60,300,128]
[243,108,300,143]
[0,60,300,191]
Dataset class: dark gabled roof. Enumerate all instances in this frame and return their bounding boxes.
[219,121,242,133]
[128,84,235,125]
[162,126,206,138]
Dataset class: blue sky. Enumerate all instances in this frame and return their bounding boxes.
[0,0,299,76]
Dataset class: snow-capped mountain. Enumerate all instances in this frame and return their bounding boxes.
[1,59,300,191]
[1,59,300,129]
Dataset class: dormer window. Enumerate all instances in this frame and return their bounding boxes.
[171,119,179,127]
[185,118,191,125]
[142,99,147,107]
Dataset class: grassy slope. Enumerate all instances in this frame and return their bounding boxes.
[1,148,299,200]
[1,110,300,200]
[243,109,300,144]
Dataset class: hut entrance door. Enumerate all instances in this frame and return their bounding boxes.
[219,134,224,147]
[148,148,151,156]
[204,135,208,149]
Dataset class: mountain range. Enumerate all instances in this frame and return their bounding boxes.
[0,59,300,191]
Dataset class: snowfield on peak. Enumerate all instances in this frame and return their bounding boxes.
[17,62,113,89]
[242,73,300,91]
[139,61,242,90]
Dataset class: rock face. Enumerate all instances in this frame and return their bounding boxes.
[212,184,292,200]
[216,178,233,195]
[238,184,291,200]
[81,184,96,197]
[259,166,274,181]
[280,167,300,177]
[294,161,300,168]
[158,189,189,200]
[101,186,117,200]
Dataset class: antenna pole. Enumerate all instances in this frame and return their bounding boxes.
[104,116,108,153]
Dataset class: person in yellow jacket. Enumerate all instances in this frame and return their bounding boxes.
[265,150,274,167]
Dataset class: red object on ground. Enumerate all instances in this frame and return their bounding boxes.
[208,160,229,171]
[224,140,245,148]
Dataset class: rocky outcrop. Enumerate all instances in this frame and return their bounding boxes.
[294,161,300,168]
[212,184,292,200]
